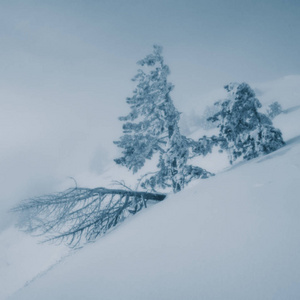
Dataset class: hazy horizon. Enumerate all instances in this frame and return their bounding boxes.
[1,0,300,229]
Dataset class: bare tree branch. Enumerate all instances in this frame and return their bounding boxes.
[12,187,166,248]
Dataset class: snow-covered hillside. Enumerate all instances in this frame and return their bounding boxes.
[0,229,69,299]
[1,76,300,299]
[6,85,300,299]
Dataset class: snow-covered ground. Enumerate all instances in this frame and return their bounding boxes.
[0,229,69,299]
[1,77,300,299]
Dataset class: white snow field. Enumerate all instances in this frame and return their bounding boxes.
[0,228,69,299]
[1,76,300,299]
[8,104,300,299]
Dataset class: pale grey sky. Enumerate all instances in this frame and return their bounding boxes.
[1,0,300,107]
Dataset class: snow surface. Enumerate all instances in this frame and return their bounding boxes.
[0,228,69,300]
[1,76,300,299]
[9,132,300,300]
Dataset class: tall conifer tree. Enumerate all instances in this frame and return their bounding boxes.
[114,45,212,192]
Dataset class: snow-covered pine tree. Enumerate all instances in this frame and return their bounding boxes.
[267,101,283,119]
[209,82,285,164]
[114,45,212,193]
[140,128,212,193]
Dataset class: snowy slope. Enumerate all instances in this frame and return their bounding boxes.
[0,228,69,300]
[1,76,299,299]
[9,106,300,299]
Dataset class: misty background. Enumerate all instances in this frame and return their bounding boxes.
[1,0,300,229]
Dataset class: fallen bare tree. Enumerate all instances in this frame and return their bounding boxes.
[12,186,166,247]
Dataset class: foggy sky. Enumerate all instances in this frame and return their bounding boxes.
[1,0,299,229]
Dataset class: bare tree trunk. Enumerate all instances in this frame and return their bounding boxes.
[12,187,167,247]
[90,188,166,201]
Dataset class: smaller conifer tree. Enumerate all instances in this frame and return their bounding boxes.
[267,101,283,119]
[209,82,285,163]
